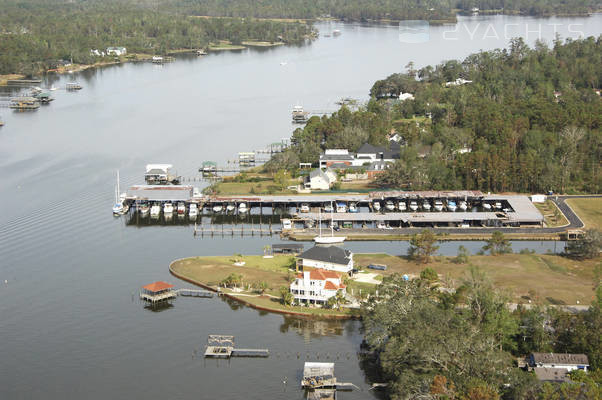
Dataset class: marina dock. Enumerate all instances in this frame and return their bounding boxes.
[204,335,269,358]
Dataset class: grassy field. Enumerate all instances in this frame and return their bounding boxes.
[242,41,285,47]
[353,253,598,305]
[567,198,602,230]
[534,200,569,227]
[208,41,246,51]
[0,74,25,85]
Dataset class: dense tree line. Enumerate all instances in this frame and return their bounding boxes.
[362,266,602,399]
[273,37,601,194]
[0,0,314,75]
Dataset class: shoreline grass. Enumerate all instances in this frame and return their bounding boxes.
[566,198,602,230]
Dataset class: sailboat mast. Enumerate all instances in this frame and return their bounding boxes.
[319,207,322,237]
[116,170,120,197]
[330,201,334,237]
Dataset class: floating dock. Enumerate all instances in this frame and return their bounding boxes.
[204,335,269,358]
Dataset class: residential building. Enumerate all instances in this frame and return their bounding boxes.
[305,168,337,190]
[319,149,354,168]
[528,353,589,372]
[106,47,127,56]
[290,268,346,305]
[297,245,353,274]
[319,142,400,169]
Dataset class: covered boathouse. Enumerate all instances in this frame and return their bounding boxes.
[140,281,176,303]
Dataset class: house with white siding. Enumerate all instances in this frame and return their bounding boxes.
[290,268,346,305]
[529,353,589,372]
[304,168,337,190]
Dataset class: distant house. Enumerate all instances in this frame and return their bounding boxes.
[290,268,346,305]
[90,49,104,57]
[356,142,400,163]
[297,245,353,274]
[319,149,355,168]
[305,168,337,190]
[145,164,173,185]
[398,92,414,101]
[528,353,589,372]
[445,78,472,87]
[319,142,400,171]
[106,46,127,56]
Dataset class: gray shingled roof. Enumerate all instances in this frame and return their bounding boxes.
[356,142,400,159]
[531,353,589,366]
[299,246,352,265]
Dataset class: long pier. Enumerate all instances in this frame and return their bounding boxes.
[204,335,269,358]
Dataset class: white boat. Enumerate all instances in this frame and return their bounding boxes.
[398,201,406,211]
[139,203,150,216]
[213,204,223,213]
[349,202,358,213]
[163,202,174,215]
[332,29,341,36]
[376,221,387,229]
[226,203,236,213]
[189,203,198,218]
[112,171,125,215]
[177,202,186,215]
[447,200,457,212]
[314,202,345,244]
[238,202,248,213]
[494,201,502,209]
[336,202,347,213]
[434,200,444,212]
[483,202,492,211]
[459,201,468,211]
[324,203,334,213]
[300,203,310,213]
[373,201,381,211]
[422,200,431,211]
[385,200,395,211]
[150,203,161,218]
[409,201,418,211]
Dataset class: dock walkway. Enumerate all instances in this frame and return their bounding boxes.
[204,335,269,358]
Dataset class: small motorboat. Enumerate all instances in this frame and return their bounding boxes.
[409,201,418,211]
[213,204,223,213]
[422,200,431,211]
[177,202,186,215]
[459,201,468,211]
[324,203,334,213]
[163,202,174,215]
[349,202,358,213]
[447,200,457,212]
[226,203,236,213]
[150,203,161,218]
[494,201,502,209]
[238,202,248,213]
[434,200,444,212]
[483,202,492,211]
[139,202,150,216]
[373,201,381,211]
[336,202,347,213]
[112,201,124,216]
[300,203,310,213]
[189,203,198,219]
[376,221,387,229]
[398,201,407,212]
[385,200,395,211]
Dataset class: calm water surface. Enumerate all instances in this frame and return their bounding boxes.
[1,15,600,399]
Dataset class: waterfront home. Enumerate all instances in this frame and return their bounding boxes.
[528,353,589,372]
[319,149,355,168]
[290,268,346,305]
[356,142,400,163]
[319,142,400,170]
[305,168,337,191]
[106,46,127,56]
[144,164,173,184]
[296,245,353,274]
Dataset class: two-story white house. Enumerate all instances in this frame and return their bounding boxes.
[304,168,337,190]
[297,246,353,274]
[290,268,346,305]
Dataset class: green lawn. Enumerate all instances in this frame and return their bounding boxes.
[534,200,569,227]
[566,198,602,230]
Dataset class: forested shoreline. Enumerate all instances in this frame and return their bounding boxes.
[269,37,601,194]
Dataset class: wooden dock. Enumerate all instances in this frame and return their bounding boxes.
[204,335,269,358]
[176,288,213,298]
[193,223,279,237]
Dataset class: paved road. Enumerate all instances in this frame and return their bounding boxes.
[296,195,600,236]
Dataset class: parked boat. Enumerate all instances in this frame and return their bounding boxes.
[300,203,310,213]
[434,200,444,212]
[349,202,358,213]
[34,92,54,104]
[483,202,492,211]
[226,203,236,213]
[150,203,161,218]
[138,202,150,216]
[373,201,381,211]
[163,202,174,215]
[176,202,185,215]
[447,200,457,212]
[336,202,347,213]
[189,203,198,219]
[376,221,387,229]
[324,203,334,213]
[422,200,431,211]
[213,204,223,213]
[398,201,407,212]
[494,201,502,210]
[459,201,468,211]
[409,201,418,211]
[385,200,395,211]
[332,29,341,36]
[238,202,248,213]
[112,170,125,215]
[292,105,309,123]
[314,202,345,244]
[66,82,82,90]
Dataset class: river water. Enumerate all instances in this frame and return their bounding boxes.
[0,14,600,399]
